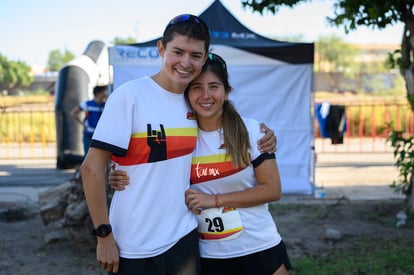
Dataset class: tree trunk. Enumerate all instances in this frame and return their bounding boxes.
[409,170,414,213]
[400,21,414,212]
[404,68,414,99]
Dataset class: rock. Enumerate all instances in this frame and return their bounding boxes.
[324,228,343,241]
[396,210,408,227]
[44,229,68,243]
[0,203,36,222]
[37,168,113,251]
[38,180,74,225]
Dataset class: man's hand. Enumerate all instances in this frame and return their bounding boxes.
[258,123,277,154]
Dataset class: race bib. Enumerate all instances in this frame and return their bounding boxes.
[196,207,244,241]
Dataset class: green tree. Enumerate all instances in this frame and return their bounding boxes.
[242,0,414,210]
[47,49,75,72]
[0,53,33,93]
[111,36,137,45]
[316,35,357,73]
[316,35,358,92]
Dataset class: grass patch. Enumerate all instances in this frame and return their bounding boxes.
[268,203,305,213]
[290,236,414,274]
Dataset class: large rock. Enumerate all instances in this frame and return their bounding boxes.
[38,169,113,251]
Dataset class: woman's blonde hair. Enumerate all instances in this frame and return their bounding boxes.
[222,100,251,168]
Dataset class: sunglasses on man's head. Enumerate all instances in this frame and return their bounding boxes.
[208,53,227,70]
[166,14,209,31]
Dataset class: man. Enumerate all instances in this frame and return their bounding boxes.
[70,85,107,156]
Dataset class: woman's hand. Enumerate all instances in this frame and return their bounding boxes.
[185,189,216,213]
[108,165,130,191]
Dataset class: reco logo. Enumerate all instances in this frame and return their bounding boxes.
[116,47,160,59]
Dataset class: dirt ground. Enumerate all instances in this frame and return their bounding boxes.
[0,198,412,274]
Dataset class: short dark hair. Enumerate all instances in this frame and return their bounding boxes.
[161,14,210,53]
[93,85,107,96]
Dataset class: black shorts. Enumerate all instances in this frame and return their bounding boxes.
[200,240,292,275]
[109,229,200,275]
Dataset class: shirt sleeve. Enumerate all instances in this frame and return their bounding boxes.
[79,101,88,111]
[91,85,135,155]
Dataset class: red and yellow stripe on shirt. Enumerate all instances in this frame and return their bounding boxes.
[190,154,244,184]
[112,127,197,165]
[198,226,244,240]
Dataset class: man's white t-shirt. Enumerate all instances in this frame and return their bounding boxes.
[91,76,198,258]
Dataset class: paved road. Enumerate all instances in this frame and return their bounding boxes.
[0,158,76,204]
[0,158,75,186]
[311,153,403,201]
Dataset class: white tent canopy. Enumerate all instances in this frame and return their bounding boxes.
[109,0,315,195]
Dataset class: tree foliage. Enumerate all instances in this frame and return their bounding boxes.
[242,0,306,14]
[47,49,75,72]
[0,53,33,92]
[111,36,137,45]
[316,35,357,73]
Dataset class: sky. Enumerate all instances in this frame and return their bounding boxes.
[0,0,404,69]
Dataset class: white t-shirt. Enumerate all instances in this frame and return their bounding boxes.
[91,76,198,258]
[190,117,281,259]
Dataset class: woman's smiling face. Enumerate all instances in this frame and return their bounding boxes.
[187,70,228,130]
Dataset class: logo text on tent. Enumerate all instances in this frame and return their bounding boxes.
[211,31,257,40]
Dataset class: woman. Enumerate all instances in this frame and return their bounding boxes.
[110,53,291,275]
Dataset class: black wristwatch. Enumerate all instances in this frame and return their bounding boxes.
[92,224,112,237]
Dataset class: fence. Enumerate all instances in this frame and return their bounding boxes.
[0,104,56,159]
[1,101,413,159]
[314,100,414,153]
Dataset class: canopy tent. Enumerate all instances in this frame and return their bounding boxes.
[109,0,315,195]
